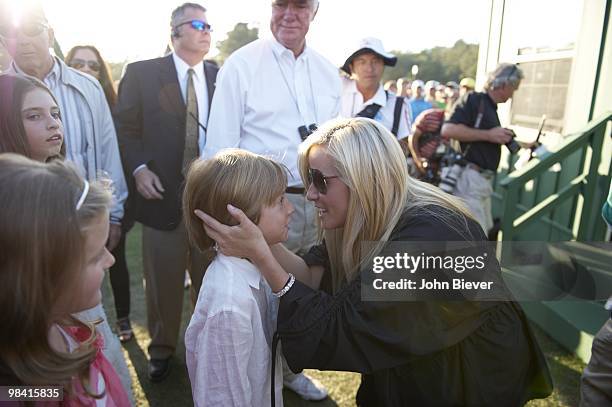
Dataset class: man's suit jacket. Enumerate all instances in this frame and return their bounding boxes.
[115,54,218,230]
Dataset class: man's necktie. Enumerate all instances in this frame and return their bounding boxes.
[183,68,199,174]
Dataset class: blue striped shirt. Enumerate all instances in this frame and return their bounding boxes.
[42,60,90,176]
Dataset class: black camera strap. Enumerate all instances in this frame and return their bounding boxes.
[461,96,486,159]
[355,91,405,137]
[356,103,383,119]
[271,48,318,127]
[391,95,404,136]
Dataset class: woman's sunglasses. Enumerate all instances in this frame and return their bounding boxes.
[308,169,339,195]
[175,19,213,33]
[0,21,48,38]
[69,59,101,72]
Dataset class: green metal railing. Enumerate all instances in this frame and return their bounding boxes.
[498,111,611,241]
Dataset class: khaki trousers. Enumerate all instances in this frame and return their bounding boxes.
[454,167,494,233]
[284,192,318,254]
[142,221,212,359]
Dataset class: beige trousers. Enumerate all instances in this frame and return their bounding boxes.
[142,221,212,359]
[454,166,494,233]
[284,192,318,254]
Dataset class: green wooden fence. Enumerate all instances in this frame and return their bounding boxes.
[496,112,611,242]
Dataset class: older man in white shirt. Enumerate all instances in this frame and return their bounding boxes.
[204,0,337,400]
[204,0,340,255]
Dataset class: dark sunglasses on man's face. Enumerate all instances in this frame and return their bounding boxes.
[175,19,213,33]
[0,21,48,38]
[308,168,339,195]
[69,59,101,72]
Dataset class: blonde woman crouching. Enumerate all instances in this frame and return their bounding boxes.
[196,118,553,406]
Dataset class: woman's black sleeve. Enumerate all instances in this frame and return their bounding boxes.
[278,277,487,374]
[278,208,492,374]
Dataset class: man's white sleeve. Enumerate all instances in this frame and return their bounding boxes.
[201,60,245,160]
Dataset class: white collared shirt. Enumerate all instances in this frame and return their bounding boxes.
[203,38,341,187]
[340,77,413,140]
[185,253,284,407]
[172,53,209,147]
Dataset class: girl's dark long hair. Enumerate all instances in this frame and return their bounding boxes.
[0,73,65,161]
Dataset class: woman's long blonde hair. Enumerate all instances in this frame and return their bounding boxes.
[0,154,111,396]
[298,118,474,292]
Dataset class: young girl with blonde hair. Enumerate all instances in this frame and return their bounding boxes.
[0,154,130,406]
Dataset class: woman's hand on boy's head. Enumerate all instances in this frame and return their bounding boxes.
[194,205,267,260]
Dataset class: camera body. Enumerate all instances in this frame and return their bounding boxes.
[438,163,463,194]
[438,149,467,194]
[298,123,318,141]
[505,129,521,154]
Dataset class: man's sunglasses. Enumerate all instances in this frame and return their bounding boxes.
[308,169,339,195]
[0,21,48,38]
[69,59,101,72]
[175,19,213,33]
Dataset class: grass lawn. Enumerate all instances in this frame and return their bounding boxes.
[101,224,586,406]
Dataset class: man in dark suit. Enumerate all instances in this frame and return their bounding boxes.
[115,2,217,382]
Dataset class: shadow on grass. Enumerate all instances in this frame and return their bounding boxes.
[526,326,584,407]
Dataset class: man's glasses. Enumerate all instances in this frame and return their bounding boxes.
[0,21,48,38]
[69,59,101,72]
[175,19,213,33]
[308,169,339,195]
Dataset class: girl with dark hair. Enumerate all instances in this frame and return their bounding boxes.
[0,73,64,161]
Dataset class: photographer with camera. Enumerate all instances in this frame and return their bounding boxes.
[441,63,524,234]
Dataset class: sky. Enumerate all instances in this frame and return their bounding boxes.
[5,0,489,66]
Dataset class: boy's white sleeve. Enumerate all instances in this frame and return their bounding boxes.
[187,310,254,407]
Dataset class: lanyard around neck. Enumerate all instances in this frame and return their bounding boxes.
[271,48,319,126]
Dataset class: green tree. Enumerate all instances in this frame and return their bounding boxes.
[216,23,258,65]
[382,40,479,84]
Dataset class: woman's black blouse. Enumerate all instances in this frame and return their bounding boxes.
[279,206,553,406]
